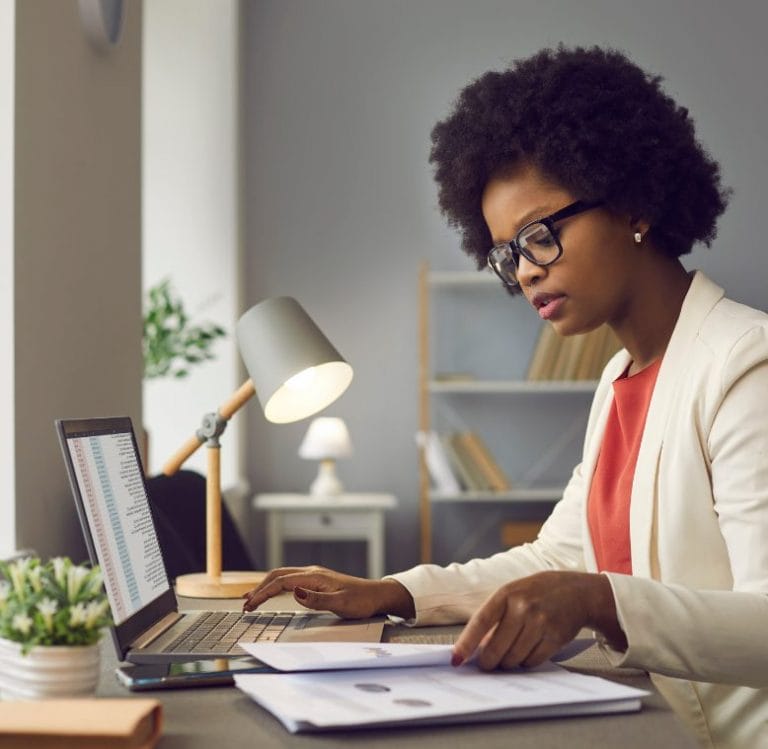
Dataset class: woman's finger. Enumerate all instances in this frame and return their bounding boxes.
[452,593,506,666]
[242,571,332,611]
[497,622,542,670]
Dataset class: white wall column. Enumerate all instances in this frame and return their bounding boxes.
[143,1,243,503]
[0,0,16,557]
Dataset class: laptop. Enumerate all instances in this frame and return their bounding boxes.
[55,416,385,664]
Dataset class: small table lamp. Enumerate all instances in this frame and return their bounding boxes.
[163,296,353,598]
[299,417,352,496]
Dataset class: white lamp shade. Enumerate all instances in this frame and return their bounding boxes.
[236,297,353,424]
[299,417,353,460]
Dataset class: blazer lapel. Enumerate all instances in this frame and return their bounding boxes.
[629,271,724,577]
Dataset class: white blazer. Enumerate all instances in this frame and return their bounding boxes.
[390,272,768,748]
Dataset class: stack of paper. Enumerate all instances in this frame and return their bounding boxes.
[235,643,647,733]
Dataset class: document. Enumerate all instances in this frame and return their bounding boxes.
[239,641,454,671]
[239,638,600,672]
[234,662,648,733]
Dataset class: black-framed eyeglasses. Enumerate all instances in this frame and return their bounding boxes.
[487,200,603,287]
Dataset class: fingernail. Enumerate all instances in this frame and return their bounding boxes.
[451,652,464,667]
[295,587,308,600]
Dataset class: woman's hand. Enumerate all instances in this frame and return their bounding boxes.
[452,571,627,670]
[241,565,416,620]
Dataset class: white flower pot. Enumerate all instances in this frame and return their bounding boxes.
[0,637,100,700]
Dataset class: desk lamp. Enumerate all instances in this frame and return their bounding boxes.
[163,296,353,598]
[299,417,352,496]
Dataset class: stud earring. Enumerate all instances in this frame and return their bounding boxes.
[634,232,642,244]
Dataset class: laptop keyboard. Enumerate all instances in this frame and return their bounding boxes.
[386,632,457,645]
[166,611,304,654]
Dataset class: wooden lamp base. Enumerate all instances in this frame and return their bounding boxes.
[175,570,268,599]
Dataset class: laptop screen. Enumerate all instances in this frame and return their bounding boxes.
[62,422,170,624]
[56,417,179,658]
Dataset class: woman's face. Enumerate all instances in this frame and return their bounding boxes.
[481,164,641,337]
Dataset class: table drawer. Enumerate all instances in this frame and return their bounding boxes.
[280,510,377,539]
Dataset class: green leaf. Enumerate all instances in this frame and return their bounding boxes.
[142,280,227,380]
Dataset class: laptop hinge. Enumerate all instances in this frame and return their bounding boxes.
[130,611,183,650]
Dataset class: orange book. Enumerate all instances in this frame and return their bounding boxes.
[448,432,490,490]
[526,324,560,380]
[441,434,477,490]
[549,334,578,380]
[0,698,162,749]
[558,332,591,380]
[456,431,511,491]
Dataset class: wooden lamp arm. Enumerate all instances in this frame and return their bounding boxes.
[162,434,204,476]
[218,380,256,420]
[161,379,257,476]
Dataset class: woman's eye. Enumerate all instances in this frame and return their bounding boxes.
[521,225,556,248]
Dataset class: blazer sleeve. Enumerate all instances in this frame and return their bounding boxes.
[601,328,768,687]
[388,460,588,626]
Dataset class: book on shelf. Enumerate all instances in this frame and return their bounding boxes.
[441,433,483,491]
[527,324,622,381]
[433,372,477,383]
[526,323,560,380]
[0,698,162,748]
[417,430,462,494]
[572,325,606,381]
[431,431,512,494]
[549,333,590,380]
[454,431,511,491]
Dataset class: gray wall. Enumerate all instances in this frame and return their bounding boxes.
[12,1,143,560]
[242,0,768,573]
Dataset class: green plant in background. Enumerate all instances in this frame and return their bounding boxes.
[0,557,111,653]
[143,278,227,379]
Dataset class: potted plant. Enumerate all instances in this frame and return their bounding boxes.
[0,556,111,699]
[143,278,227,380]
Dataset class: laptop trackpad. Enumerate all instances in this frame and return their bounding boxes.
[281,616,384,643]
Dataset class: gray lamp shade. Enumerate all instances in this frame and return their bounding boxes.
[236,297,353,424]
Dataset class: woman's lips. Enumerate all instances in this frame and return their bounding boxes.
[532,293,566,320]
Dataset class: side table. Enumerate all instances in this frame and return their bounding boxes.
[252,493,398,579]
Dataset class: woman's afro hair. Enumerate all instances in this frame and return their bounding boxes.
[430,45,730,267]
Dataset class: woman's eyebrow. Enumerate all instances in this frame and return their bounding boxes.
[496,205,551,242]
[514,205,551,229]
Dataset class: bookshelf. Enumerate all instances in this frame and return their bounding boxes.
[417,263,618,563]
[430,488,565,502]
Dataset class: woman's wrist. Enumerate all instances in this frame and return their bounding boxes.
[584,573,628,651]
[375,578,416,620]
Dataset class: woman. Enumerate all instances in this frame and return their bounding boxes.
[243,46,768,748]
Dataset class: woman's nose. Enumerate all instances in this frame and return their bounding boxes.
[515,254,545,288]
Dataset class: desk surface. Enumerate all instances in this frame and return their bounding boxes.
[96,594,696,748]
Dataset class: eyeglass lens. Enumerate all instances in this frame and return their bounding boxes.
[489,245,519,285]
[490,221,559,285]
[518,223,559,262]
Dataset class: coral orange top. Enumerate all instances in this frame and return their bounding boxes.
[587,358,662,574]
